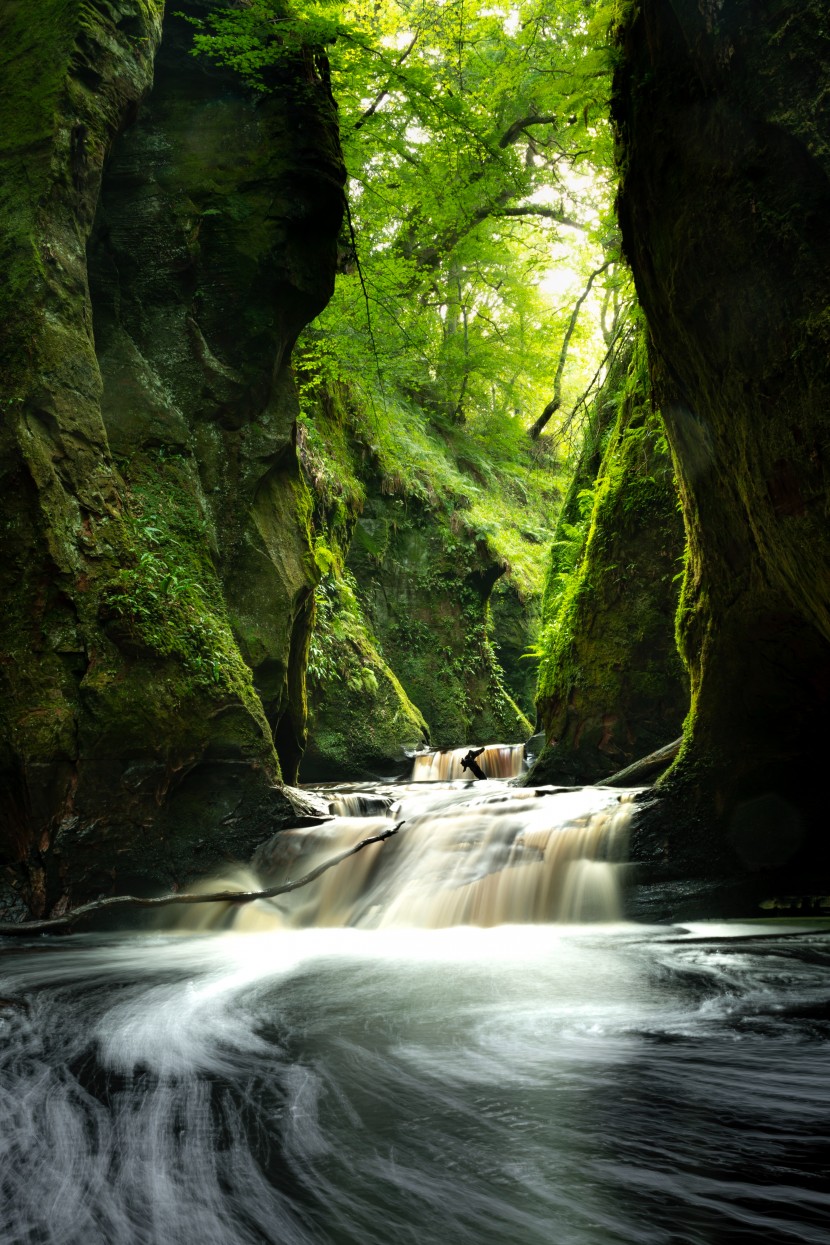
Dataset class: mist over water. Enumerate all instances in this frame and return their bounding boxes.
[1,777,829,1245]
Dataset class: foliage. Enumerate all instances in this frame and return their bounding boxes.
[190,0,638,741]
[306,549,381,695]
[102,458,261,707]
[190,0,632,449]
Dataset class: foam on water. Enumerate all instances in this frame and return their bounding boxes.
[193,782,634,933]
[2,775,828,1243]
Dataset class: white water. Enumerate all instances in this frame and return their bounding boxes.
[1,922,829,1244]
[1,776,829,1244]
[221,782,633,931]
[411,743,526,781]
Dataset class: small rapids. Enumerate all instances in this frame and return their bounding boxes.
[1,773,829,1245]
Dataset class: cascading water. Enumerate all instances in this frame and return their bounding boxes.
[410,742,526,781]
[1,766,829,1245]
[223,782,633,932]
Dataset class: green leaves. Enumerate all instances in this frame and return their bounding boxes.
[192,0,629,598]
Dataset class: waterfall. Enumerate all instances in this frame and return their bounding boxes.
[410,743,526,781]
[184,783,634,933]
[326,791,396,817]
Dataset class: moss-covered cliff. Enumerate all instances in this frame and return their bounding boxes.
[346,488,532,748]
[530,326,688,784]
[614,0,830,902]
[297,386,428,780]
[297,380,536,774]
[0,0,345,916]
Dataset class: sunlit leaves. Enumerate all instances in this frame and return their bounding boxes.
[190,0,628,446]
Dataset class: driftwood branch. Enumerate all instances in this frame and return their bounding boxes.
[0,822,405,937]
[461,747,488,780]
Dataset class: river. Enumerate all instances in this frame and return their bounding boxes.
[1,769,828,1244]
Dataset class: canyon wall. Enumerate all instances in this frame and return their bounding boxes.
[532,330,688,786]
[0,0,345,915]
[615,0,830,900]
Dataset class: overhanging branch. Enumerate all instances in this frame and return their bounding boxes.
[498,113,559,148]
[493,206,587,231]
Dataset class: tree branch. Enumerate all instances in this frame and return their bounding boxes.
[493,205,587,231]
[0,823,406,936]
[498,114,558,148]
[404,199,587,277]
[528,259,613,440]
[351,31,420,132]
[549,323,634,451]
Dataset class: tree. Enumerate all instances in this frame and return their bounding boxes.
[189,0,626,450]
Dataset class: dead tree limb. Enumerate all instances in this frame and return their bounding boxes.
[461,748,488,780]
[602,740,682,788]
[0,823,406,937]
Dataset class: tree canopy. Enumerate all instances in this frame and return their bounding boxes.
[189,0,633,459]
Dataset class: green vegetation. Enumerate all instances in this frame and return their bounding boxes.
[530,324,688,782]
[102,457,265,713]
[299,380,536,752]
[188,0,642,758]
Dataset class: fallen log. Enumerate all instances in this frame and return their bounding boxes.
[601,738,682,788]
[0,822,405,937]
[461,747,488,780]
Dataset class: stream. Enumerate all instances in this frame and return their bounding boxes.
[1,764,829,1244]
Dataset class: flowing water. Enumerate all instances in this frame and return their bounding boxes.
[245,781,633,931]
[410,743,526,782]
[1,775,829,1245]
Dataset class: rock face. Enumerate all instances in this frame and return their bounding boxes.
[302,580,430,781]
[614,0,830,894]
[530,332,688,785]
[295,386,429,781]
[0,0,345,915]
[298,384,529,779]
[346,492,533,749]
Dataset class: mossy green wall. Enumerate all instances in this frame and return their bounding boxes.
[531,328,688,783]
[0,0,345,916]
[352,509,533,747]
[298,382,532,770]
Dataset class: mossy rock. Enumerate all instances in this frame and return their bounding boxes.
[613,0,830,897]
[0,0,345,915]
[531,333,688,785]
[299,383,532,766]
[302,590,429,781]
